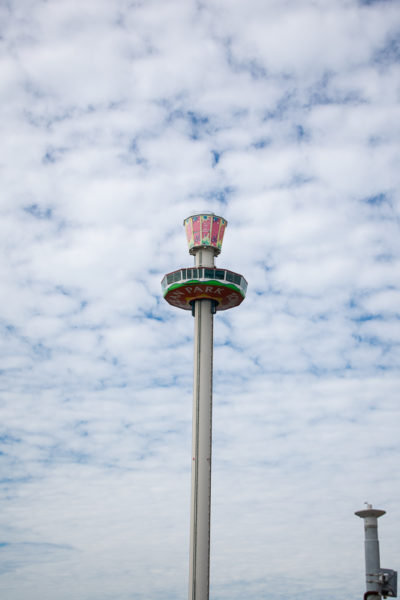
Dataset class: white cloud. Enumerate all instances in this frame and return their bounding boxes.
[1,0,400,599]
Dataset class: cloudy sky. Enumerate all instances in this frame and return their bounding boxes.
[1,0,400,598]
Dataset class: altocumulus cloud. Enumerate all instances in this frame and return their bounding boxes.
[1,0,400,599]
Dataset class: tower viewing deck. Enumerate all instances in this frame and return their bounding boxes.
[161,267,247,311]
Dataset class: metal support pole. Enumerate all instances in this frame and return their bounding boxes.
[356,504,386,597]
[189,247,215,600]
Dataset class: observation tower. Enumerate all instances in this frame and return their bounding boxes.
[161,213,247,600]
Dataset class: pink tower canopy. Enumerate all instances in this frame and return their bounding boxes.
[183,213,227,256]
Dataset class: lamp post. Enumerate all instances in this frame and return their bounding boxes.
[355,504,397,599]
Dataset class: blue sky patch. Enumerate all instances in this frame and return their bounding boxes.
[23,204,53,220]
[363,193,388,205]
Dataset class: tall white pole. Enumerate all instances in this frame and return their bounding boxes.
[162,214,247,600]
[355,504,386,597]
[189,248,215,600]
